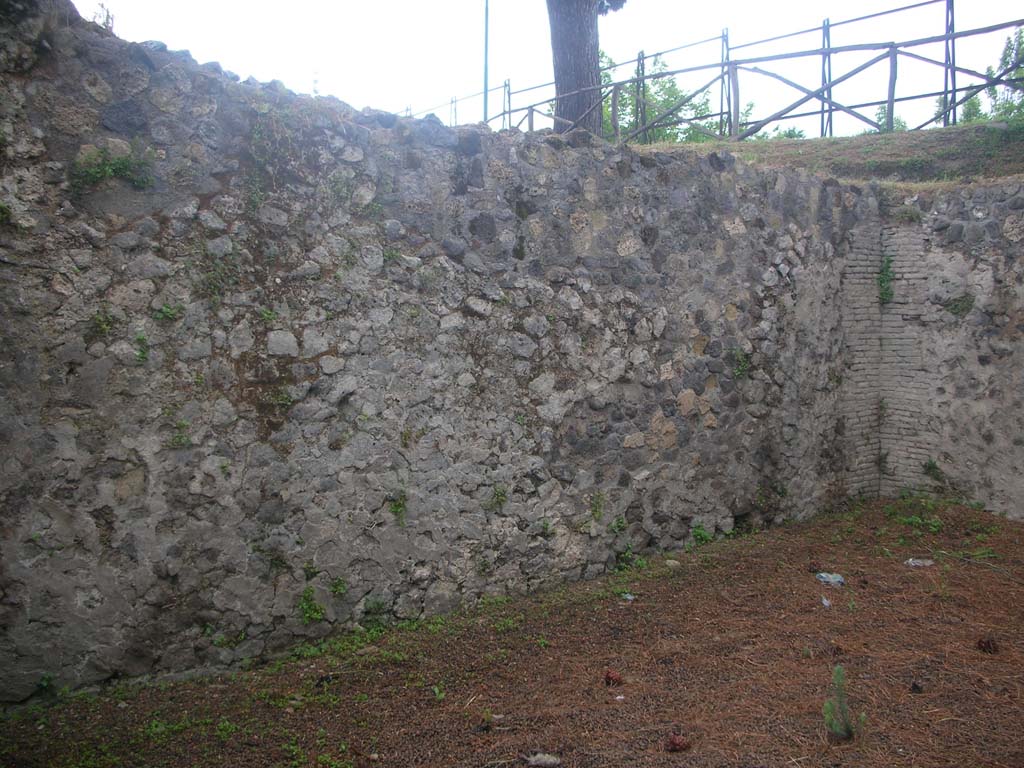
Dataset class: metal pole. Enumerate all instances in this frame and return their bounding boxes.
[821,18,832,137]
[886,46,897,131]
[483,0,489,122]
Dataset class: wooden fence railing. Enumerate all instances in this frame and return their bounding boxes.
[411,0,1023,143]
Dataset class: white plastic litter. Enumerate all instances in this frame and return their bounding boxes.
[816,572,845,587]
[527,754,562,767]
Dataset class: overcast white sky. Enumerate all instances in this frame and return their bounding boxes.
[72,0,1021,137]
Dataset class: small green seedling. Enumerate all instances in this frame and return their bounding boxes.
[823,665,865,741]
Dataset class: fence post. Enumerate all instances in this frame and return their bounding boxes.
[528,107,534,133]
[886,46,897,131]
[945,0,957,125]
[634,50,648,143]
[729,62,740,138]
[611,84,620,142]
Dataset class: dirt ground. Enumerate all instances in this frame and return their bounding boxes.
[2,496,1022,768]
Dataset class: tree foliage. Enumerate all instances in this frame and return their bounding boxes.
[752,125,807,140]
[599,52,718,143]
[930,26,1023,127]
[986,26,1024,121]
[934,94,985,124]
[874,104,907,133]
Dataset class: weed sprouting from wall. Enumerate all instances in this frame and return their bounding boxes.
[70,146,153,194]
[878,255,895,304]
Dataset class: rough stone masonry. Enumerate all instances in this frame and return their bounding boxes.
[0,1,1020,701]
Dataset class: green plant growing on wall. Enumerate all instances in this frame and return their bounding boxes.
[878,255,895,304]
[298,586,325,625]
[388,492,408,526]
[330,578,348,597]
[359,201,384,218]
[754,481,787,513]
[590,491,605,521]
[732,350,751,379]
[399,426,427,449]
[943,294,974,318]
[0,201,11,226]
[266,388,293,412]
[822,665,864,741]
[615,545,648,571]
[923,458,947,485]
[892,205,922,224]
[258,307,277,324]
[168,420,191,449]
[154,303,184,322]
[243,172,265,215]
[607,514,627,534]
[134,333,150,362]
[90,307,116,337]
[362,597,390,631]
[488,485,508,511]
[37,672,53,692]
[198,253,239,305]
[212,630,245,649]
[189,236,240,306]
[690,523,714,547]
[70,146,154,194]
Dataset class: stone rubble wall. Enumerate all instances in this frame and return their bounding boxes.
[0,2,1019,701]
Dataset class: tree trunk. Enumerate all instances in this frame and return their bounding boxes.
[546,0,602,135]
